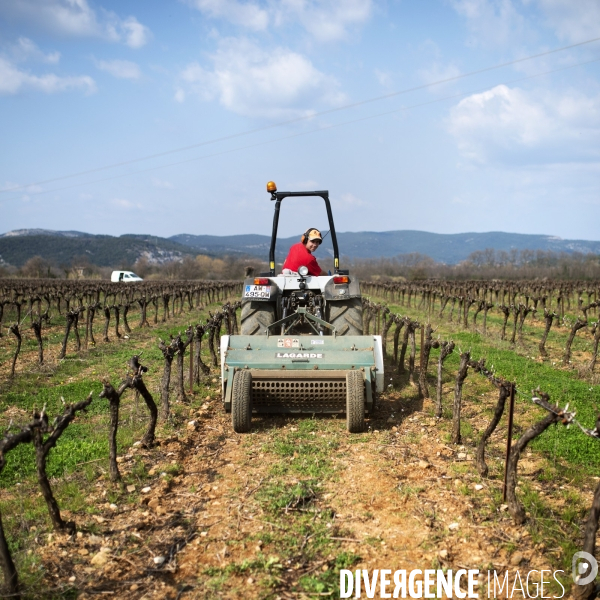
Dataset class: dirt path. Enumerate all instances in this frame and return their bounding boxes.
[33,378,571,600]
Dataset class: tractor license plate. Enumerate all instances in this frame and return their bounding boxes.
[244,285,271,299]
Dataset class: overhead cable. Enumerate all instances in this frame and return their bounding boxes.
[1,35,600,196]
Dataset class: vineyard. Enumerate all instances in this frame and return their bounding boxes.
[1,277,600,598]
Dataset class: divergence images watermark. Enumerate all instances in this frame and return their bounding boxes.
[572,551,598,587]
[339,553,598,599]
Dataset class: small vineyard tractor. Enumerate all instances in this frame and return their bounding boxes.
[220,182,383,433]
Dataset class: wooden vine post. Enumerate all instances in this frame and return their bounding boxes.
[502,383,516,501]
[189,331,194,394]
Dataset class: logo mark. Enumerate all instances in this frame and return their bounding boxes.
[572,551,598,585]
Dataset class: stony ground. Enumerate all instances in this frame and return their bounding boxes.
[2,298,597,599]
[32,382,585,599]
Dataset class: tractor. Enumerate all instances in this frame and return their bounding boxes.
[220,182,383,433]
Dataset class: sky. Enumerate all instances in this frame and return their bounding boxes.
[1,0,599,241]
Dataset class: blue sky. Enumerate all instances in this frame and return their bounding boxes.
[1,0,599,241]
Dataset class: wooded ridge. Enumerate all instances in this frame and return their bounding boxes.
[1,228,600,268]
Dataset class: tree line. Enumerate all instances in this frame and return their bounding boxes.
[348,249,600,281]
[4,247,600,282]
[0,254,265,282]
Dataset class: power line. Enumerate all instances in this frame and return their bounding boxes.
[4,55,598,202]
[2,35,600,196]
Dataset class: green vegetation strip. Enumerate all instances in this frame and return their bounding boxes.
[203,419,360,596]
[381,298,600,473]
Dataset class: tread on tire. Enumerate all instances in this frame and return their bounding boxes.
[232,370,252,433]
[328,298,363,336]
[240,301,276,335]
[346,369,365,433]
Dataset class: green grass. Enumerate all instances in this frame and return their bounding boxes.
[0,297,232,597]
[235,418,362,595]
[376,293,600,590]
[444,330,600,465]
[384,299,600,471]
[518,481,586,588]
[298,551,361,595]
[3,287,599,595]
[201,551,359,596]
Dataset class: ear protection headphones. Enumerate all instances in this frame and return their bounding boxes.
[301,228,321,244]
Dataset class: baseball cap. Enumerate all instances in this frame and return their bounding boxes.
[307,229,322,242]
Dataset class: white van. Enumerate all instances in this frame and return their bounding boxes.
[111,270,143,283]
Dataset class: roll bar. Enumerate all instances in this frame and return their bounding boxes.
[268,190,340,276]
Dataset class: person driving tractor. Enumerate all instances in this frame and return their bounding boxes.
[282,228,327,276]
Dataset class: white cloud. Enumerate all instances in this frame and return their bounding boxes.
[0,182,20,193]
[451,0,600,47]
[374,69,393,88]
[179,38,345,118]
[534,0,600,43]
[187,0,372,41]
[10,37,60,64]
[120,16,151,48]
[151,178,174,189]
[450,0,529,46]
[187,0,269,31]
[111,198,142,210]
[0,56,96,95]
[448,84,600,164]
[0,0,151,48]
[418,61,462,93]
[174,88,185,103]
[338,192,366,207]
[0,181,42,203]
[276,0,373,42]
[95,58,141,80]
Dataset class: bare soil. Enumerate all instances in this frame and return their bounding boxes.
[33,385,589,599]
[2,300,597,599]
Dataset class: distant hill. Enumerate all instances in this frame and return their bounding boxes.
[0,229,90,238]
[170,230,600,264]
[2,228,600,269]
[0,231,197,268]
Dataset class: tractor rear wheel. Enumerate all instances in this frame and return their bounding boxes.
[328,299,363,335]
[232,370,252,433]
[346,370,365,433]
[240,301,276,335]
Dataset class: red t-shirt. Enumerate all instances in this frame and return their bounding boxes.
[283,242,322,276]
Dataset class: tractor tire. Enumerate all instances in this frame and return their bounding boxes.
[346,370,365,433]
[232,370,252,433]
[328,298,363,336]
[240,301,276,335]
